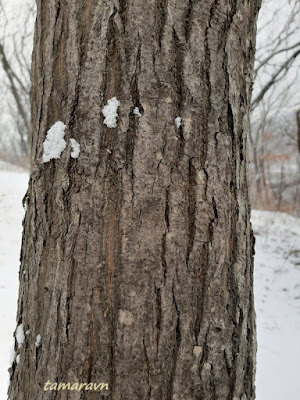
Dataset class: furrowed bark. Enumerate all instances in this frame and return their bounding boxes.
[9,0,261,399]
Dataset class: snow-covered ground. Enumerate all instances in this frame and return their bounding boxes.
[253,210,300,399]
[0,168,28,399]
[0,169,299,399]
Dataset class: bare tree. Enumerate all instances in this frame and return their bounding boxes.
[0,0,35,161]
[248,0,300,213]
[252,0,300,111]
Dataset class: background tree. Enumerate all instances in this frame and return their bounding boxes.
[0,0,34,164]
[8,1,261,399]
[249,0,300,214]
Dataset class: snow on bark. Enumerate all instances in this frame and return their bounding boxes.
[8,345,15,367]
[70,138,80,159]
[102,97,120,128]
[42,121,67,163]
[15,324,25,349]
[175,117,182,129]
[133,107,142,118]
[35,334,41,348]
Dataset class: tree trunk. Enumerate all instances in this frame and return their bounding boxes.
[9,1,261,399]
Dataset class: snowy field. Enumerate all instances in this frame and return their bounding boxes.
[0,168,28,399]
[0,168,299,399]
[253,210,300,399]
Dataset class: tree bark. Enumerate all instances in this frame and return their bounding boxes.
[9,0,261,399]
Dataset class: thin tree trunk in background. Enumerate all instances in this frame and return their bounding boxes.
[0,43,30,156]
[9,0,261,399]
[296,109,300,155]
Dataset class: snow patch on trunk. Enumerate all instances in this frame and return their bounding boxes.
[15,324,25,349]
[35,334,41,348]
[175,116,182,129]
[133,107,142,118]
[8,345,15,367]
[70,138,80,159]
[102,97,120,128]
[42,121,67,163]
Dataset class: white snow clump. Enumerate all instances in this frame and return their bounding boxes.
[70,138,80,159]
[16,324,25,349]
[42,121,67,163]
[16,354,20,364]
[35,334,42,348]
[102,97,120,128]
[9,345,15,366]
[133,107,142,118]
[175,117,182,129]
[43,121,67,163]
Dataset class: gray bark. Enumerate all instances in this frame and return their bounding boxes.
[9,0,261,399]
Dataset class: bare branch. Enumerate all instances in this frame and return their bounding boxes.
[251,47,300,110]
[254,41,300,76]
